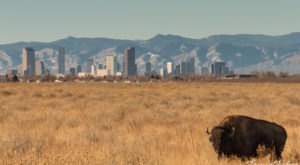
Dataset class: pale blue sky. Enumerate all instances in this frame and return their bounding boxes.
[0,0,299,44]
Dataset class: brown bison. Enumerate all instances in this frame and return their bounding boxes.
[206,115,287,161]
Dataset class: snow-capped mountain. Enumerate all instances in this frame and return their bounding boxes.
[1,33,300,74]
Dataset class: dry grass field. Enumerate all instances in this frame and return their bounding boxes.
[0,82,299,164]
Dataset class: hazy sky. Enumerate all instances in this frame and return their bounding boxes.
[0,0,299,44]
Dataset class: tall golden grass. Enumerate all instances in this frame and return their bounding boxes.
[0,82,299,164]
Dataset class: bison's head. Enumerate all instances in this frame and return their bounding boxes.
[207,126,235,154]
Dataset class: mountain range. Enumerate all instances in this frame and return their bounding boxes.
[1,33,300,74]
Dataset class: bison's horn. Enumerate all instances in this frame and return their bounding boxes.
[229,127,235,138]
[206,128,211,135]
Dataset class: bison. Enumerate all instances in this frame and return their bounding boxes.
[206,115,287,161]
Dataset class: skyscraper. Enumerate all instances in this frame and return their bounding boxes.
[174,64,181,76]
[86,58,94,73]
[91,65,96,75]
[123,47,137,77]
[77,64,82,73]
[106,54,118,76]
[167,62,173,74]
[211,62,226,76]
[22,47,35,76]
[178,58,195,76]
[188,57,195,75]
[145,62,151,75]
[58,47,65,74]
[180,61,189,76]
[160,68,167,78]
[35,61,45,75]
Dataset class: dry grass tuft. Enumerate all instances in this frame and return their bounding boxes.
[0,90,14,96]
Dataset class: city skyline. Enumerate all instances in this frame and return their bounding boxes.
[0,0,300,44]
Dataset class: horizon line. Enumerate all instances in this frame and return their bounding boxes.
[1,32,300,46]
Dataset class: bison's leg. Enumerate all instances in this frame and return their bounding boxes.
[274,146,283,160]
[269,148,275,162]
[269,145,283,162]
[275,151,282,160]
[217,153,222,160]
[274,142,285,160]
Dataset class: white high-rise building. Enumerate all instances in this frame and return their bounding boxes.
[91,65,96,75]
[106,54,118,76]
[160,68,167,78]
[167,62,173,74]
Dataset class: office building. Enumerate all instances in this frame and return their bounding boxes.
[97,69,110,77]
[106,54,118,76]
[116,72,122,77]
[160,68,167,78]
[167,62,173,74]
[58,47,65,74]
[69,67,76,75]
[91,65,97,75]
[174,64,181,76]
[77,65,82,73]
[145,62,151,75]
[188,57,195,75]
[97,64,103,69]
[22,47,36,76]
[180,61,189,76]
[35,61,45,75]
[86,58,94,73]
[211,62,226,76]
[177,57,196,76]
[123,47,137,77]
[116,62,120,72]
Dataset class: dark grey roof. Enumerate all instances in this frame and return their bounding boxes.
[24,47,34,51]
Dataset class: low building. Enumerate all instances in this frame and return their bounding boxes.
[78,72,92,78]
[69,68,76,75]
[6,70,18,78]
[97,64,103,69]
[116,72,122,77]
[96,69,111,77]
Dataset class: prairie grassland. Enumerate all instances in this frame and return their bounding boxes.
[0,82,299,165]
